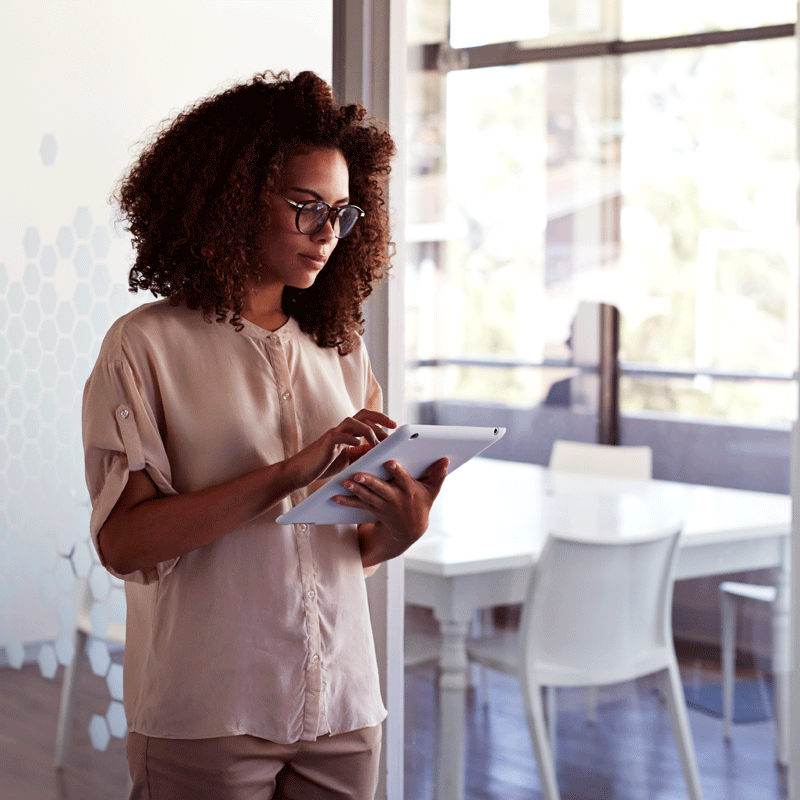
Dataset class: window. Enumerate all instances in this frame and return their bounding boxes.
[406,0,797,426]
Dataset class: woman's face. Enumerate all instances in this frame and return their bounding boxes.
[254,147,350,291]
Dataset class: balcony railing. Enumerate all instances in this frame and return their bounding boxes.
[409,356,796,384]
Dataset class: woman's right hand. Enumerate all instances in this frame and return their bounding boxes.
[285,409,397,490]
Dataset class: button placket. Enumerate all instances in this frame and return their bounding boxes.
[264,331,324,737]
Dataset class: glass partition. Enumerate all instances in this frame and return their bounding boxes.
[0,3,331,796]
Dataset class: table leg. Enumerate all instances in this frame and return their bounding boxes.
[772,536,790,767]
[435,617,471,800]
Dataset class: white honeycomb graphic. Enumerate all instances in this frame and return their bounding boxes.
[1,176,142,752]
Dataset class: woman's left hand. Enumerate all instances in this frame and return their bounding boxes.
[334,457,449,566]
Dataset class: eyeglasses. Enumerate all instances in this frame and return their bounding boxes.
[280,196,365,239]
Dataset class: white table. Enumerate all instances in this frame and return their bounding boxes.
[404,458,791,800]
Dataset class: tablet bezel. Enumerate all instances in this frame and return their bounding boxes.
[276,423,505,525]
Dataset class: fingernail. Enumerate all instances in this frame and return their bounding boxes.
[345,482,354,490]
[388,461,397,470]
[356,475,366,483]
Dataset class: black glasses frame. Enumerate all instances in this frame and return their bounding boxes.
[280,196,365,238]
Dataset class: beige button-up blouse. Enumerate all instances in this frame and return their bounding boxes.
[82,300,387,743]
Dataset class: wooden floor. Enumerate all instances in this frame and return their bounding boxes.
[0,648,788,800]
[405,661,787,800]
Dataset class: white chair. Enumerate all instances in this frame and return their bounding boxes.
[549,439,653,480]
[548,439,653,722]
[467,527,704,800]
[719,580,777,740]
[54,581,126,769]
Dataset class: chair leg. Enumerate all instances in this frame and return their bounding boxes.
[54,629,88,769]
[662,662,704,800]
[586,685,598,725]
[720,589,737,740]
[524,679,560,800]
[479,662,490,706]
[470,611,487,695]
[544,685,557,761]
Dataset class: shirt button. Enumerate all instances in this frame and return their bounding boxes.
[281,391,291,401]
[119,409,129,419]
[307,589,316,600]
[297,523,307,532]
[310,654,320,664]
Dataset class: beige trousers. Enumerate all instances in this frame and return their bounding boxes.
[126,725,381,800]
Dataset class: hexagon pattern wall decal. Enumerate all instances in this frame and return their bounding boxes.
[56,226,75,259]
[8,318,24,351]
[1,207,140,754]
[40,134,57,166]
[90,602,111,639]
[89,714,110,751]
[55,630,76,667]
[87,638,111,677]
[74,207,92,239]
[70,540,93,579]
[38,643,58,680]
[107,663,124,701]
[74,245,93,279]
[40,245,57,278]
[0,297,9,331]
[5,640,25,669]
[89,564,111,603]
[7,353,24,385]
[39,318,58,353]
[54,558,75,594]
[106,701,127,738]
[108,588,126,625]
[92,227,111,260]
[23,263,40,296]
[8,282,24,315]
[23,228,41,259]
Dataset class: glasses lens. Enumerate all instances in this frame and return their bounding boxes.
[335,206,361,238]
[297,202,329,234]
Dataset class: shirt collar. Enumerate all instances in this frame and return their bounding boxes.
[233,313,300,342]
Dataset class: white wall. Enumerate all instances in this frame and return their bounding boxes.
[0,0,331,654]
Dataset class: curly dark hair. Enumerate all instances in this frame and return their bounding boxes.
[114,70,396,355]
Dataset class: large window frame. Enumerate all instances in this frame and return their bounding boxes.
[405,6,798,494]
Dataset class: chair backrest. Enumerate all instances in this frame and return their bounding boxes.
[549,440,653,480]
[519,526,681,688]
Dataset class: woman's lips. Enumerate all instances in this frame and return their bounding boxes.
[300,253,326,269]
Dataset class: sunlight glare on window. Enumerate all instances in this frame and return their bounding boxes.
[622,0,795,39]
[449,0,548,48]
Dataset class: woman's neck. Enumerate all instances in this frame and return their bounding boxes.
[241,285,288,332]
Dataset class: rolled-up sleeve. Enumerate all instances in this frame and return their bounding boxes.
[82,357,178,584]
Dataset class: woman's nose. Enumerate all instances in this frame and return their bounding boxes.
[314,216,336,242]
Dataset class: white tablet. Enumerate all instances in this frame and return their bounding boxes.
[276,424,506,525]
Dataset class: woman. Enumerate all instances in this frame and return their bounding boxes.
[82,70,448,800]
